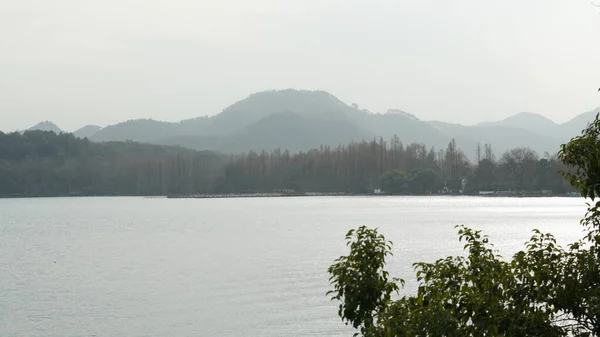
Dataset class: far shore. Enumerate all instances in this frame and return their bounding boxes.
[0,192,580,199]
[164,192,580,199]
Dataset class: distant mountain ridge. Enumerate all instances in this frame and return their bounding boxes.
[23,121,103,139]
[429,121,561,155]
[478,112,558,136]
[73,125,102,139]
[27,121,63,133]
[554,107,600,140]
[474,108,600,141]
[23,89,600,158]
[88,89,460,153]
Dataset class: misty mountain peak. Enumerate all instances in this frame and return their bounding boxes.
[86,88,600,156]
[478,112,557,136]
[221,89,348,116]
[208,89,364,134]
[73,125,102,139]
[386,109,420,121]
[27,121,63,133]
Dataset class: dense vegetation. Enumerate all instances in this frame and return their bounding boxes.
[0,130,573,197]
[201,136,572,195]
[0,131,222,197]
[327,114,600,336]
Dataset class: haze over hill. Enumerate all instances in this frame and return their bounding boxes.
[26,121,103,139]
[3,1,599,133]
[23,90,600,158]
[477,113,559,136]
[86,90,458,153]
[27,121,63,134]
[73,125,102,139]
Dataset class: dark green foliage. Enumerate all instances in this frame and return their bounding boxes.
[0,130,223,197]
[474,158,496,190]
[0,130,572,197]
[556,113,600,334]
[380,170,411,194]
[215,139,444,194]
[327,226,401,336]
[330,226,564,336]
[217,138,571,195]
[380,169,443,194]
[410,169,443,194]
[328,113,600,336]
[560,113,600,200]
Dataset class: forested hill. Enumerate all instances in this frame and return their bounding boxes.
[0,130,224,197]
[80,89,597,156]
[0,130,574,197]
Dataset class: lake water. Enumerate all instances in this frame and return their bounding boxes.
[0,196,588,337]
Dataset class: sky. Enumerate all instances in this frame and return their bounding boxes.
[1,0,599,132]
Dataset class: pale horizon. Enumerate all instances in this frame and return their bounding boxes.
[9,89,600,133]
[1,0,599,131]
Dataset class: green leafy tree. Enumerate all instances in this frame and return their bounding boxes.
[380,170,410,194]
[327,226,400,336]
[409,169,443,194]
[329,226,564,336]
[380,169,443,195]
[554,113,600,334]
[328,112,600,337]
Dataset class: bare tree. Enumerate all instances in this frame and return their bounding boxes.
[499,147,539,190]
[484,143,495,162]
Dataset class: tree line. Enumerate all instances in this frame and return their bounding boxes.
[217,136,573,195]
[0,131,222,197]
[0,130,573,197]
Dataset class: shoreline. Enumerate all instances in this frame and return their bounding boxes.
[0,193,580,199]
[165,192,579,199]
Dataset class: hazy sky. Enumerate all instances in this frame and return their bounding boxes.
[1,0,599,131]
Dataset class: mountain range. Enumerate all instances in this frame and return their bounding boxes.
[23,89,600,158]
[26,122,103,139]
